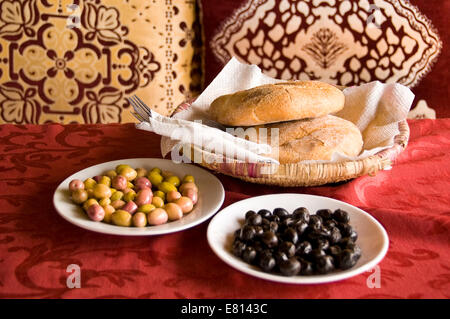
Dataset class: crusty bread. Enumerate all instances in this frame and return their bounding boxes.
[246,115,363,163]
[209,81,345,126]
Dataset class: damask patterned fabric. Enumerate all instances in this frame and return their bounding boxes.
[199,0,448,116]
[0,0,201,124]
[0,120,449,298]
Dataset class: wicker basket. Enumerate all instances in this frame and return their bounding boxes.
[169,103,410,187]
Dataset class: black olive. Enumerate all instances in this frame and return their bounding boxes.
[273,250,288,264]
[299,258,314,275]
[324,220,337,229]
[254,225,264,237]
[346,243,362,259]
[329,227,342,244]
[273,207,289,219]
[268,221,279,233]
[267,215,280,223]
[337,249,359,270]
[333,209,350,223]
[261,218,271,229]
[261,231,278,248]
[240,225,256,241]
[258,209,272,218]
[307,228,330,241]
[295,241,312,256]
[280,217,295,229]
[309,249,326,262]
[338,223,353,237]
[309,215,323,229]
[253,241,263,253]
[242,246,257,264]
[316,209,333,220]
[349,230,358,242]
[340,237,355,248]
[293,207,310,223]
[233,206,359,277]
[232,241,246,257]
[247,214,262,226]
[278,241,296,257]
[314,238,329,251]
[245,210,257,219]
[283,227,299,245]
[316,255,335,274]
[279,257,301,276]
[328,245,342,257]
[259,253,276,272]
[295,221,308,236]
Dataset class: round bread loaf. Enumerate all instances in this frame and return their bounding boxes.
[247,115,363,164]
[209,81,345,126]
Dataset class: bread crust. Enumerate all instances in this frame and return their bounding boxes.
[249,115,363,163]
[209,81,345,126]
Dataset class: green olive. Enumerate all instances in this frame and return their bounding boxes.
[105,169,117,179]
[150,167,161,174]
[164,203,183,221]
[165,175,181,187]
[111,199,125,210]
[153,190,165,201]
[182,175,195,183]
[132,212,147,227]
[158,181,177,193]
[179,182,198,194]
[120,167,138,181]
[86,188,95,199]
[102,204,115,224]
[83,198,99,211]
[72,189,88,204]
[115,164,131,174]
[135,168,148,178]
[123,189,136,202]
[152,196,165,208]
[99,198,111,206]
[161,170,175,179]
[110,191,124,201]
[84,178,97,189]
[126,181,134,189]
[137,204,156,213]
[111,210,132,227]
[98,176,111,187]
[148,171,163,187]
[147,208,168,225]
[93,184,112,199]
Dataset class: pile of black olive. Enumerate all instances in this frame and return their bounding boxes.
[231,207,362,276]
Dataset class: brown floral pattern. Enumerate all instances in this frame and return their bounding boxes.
[0,81,40,123]
[0,0,199,123]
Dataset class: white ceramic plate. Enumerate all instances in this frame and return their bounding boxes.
[54,158,224,236]
[207,193,389,284]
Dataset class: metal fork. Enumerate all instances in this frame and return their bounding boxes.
[127,94,227,131]
[127,95,151,122]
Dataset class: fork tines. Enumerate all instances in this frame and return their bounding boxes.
[127,95,152,122]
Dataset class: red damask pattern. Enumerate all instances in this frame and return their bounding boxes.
[0,120,449,298]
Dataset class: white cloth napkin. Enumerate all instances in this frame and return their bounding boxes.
[139,57,415,164]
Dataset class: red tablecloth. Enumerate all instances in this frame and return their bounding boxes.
[0,120,449,299]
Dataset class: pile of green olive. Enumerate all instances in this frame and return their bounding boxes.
[69,164,199,227]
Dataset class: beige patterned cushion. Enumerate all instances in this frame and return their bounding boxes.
[0,0,199,123]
